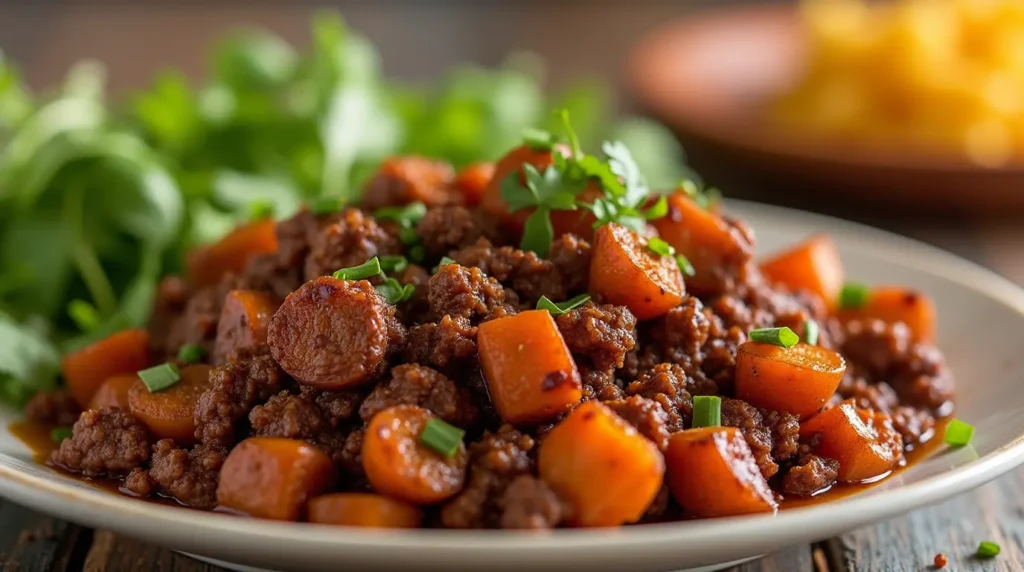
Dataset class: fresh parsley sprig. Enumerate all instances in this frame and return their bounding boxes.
[500,162,584,257]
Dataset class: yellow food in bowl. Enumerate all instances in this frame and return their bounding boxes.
[772,0,1024,167]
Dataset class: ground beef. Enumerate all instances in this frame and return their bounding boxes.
[161,281,232,359]
[547,234,591,294]
[417,205,499,257]
[626,363,692,431]
[441,426,535,528]
[579,367,624,401]
[49,409,151,478]
[359,364,478,428]
[428,264,515,322]
[339,427,366,481]
[303,208,401,281]
[721,399,799,480]
[891,406,937,447]
[193,352,286,447]
[498,475,565,529]
[145,440,226,509]
[604,396,673,451]
[556,303,637,372]
[646,297,711,372]
[394,264,432,323]
[148,276,190,358]
[249,391,350,463]
[123,468,153,497]
[403,315,479,370]
[701,317,746,394]
[781,454,839,496]
[238,252,305,303]
[453,239,564,305]
[302,387,365,428]
[25,391,81,427]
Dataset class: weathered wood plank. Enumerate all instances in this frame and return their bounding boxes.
[825,469,1024,572]
[0,499,87,572]
[84,530,224,572]
[728,545,815,572]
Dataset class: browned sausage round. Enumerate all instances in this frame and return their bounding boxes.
[268,277,394,389]
[213,290,277,365]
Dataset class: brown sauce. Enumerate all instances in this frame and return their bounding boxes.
[9,417,951,515]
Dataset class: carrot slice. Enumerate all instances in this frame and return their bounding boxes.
[477,310,582,425]
[186,219,278,287]
[735,342,846,419]
[760,234,845,310]
[128,364,214,444]
[538,401,665,527]
[665,427,778,518]
[844,286,936,343]
[308,493,423,528]
[651,192,753,296]
[217,437,336,521]
[362,405,468,505]
[213,290,276,365]
[87,374,137,410]
[61,329,151,408]
[454,162,496,207]
[589,223,685,321]
[800,400,904,483]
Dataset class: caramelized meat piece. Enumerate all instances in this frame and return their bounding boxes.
[556,303,637,372]
[303,208,401,281]
[359,364,478,428]
[49,409,151,478]
[25,390,81,427]
[194,352,285,447]
[441,426,535,528]
[428,264,514,322]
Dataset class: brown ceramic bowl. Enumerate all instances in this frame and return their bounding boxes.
[627,3,1024,214]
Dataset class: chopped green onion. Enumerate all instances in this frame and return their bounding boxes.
[675,254,695,277]
[137,363,181,393]
[692,395,722,428]
[804,319,820,346]
[749,327,800,348]
[374,201,427,229]
[976,541,1000,558]
[647,237,675,257]
[522,127,557,151]
[399,227,419,245]
[537,294,591,316]
[50,427,73,442]
[177,344,207,365]
[247,200,275,221]
[408,244,426,264]
[944,418,974,447]
[67,299,101,332]
[379,255,409,274]
[419,417,465,457]
[839,282,870,309]
[310,196,344,215]
[333,257,382,281]
[375,278,416,305]
[433,256,457,273]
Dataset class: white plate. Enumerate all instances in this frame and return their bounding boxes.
[2,200,1024,572]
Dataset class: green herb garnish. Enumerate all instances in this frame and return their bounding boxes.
[944,418,974,447]
[675,254,695,277]
[976,541,1000,558]
[138,363,181,393]
[310,196,344,215]
[804,319,820,346]
[247,200,275,221]
[379,255,408,274]
[50,427,73,442]
[537,294,591,316]
[692,395,722,428]
[177,344,207,364]
[419,417,465,457]
[647,237,674,257]
[67,299,101,333]
[333,257,382,281]
[433,256,457,273]
[374,201,427,229]
[522,127,558,151]
[749,327,800,348]
[839,282,871,309]
[375,278,416,305]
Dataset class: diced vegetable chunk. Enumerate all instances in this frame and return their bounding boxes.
[589,223,685,321]
[217,437,336,521]
[478,310,582,425]
[538,401,664,527]
[87,374,137,410]
[843,286,936,343]
[61,329,151,408]
[128,364,214,444]
[665,427,778,518]
[186,219,278,287]
[454,162,495,207]
[308,493,423,528]
[800,400,904,483]
[735,342,846,419]
[760,234,845,310]
[213,290,276,365]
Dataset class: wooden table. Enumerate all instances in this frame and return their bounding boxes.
[2,1,1023,570]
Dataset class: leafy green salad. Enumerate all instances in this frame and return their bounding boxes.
[0,12,697,406]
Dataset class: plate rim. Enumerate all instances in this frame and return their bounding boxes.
[2,198,1024,556]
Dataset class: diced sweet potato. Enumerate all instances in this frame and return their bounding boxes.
[800,400,904,483]
[735,342,846,419]
[217,437,336,521]
[665,427,778,518]
[844,286,936,343]
[87,374,137,410]
[454,162,495,207]
[538,401,664,527]
[589,223,685,320]
[61,329,151,408]
[308,493,423,528]
[128,364,214,444]
[186,220,278,287]
[760,234,845,310]
[478,310,582,425]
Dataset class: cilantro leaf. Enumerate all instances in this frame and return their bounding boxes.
[603,140,648,207]
[522,207,554,257]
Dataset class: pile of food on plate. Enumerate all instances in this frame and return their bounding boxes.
[771,0,1024,167]
[25,112,956,529]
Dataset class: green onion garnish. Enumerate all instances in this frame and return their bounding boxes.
[675,254,695,277]
[944,418,974,447]
[749,327,800,348]
[177,344,207,365]
[522,127,557,151]
[537,294,591,316]
[375,278,416,305]
[419,418,465,457]
[67,299,100,332]
[433,256,457,273]
[50,427,73,442]
[692,395,722,428]
[138,363,181,393]
[310,196,344,215]
[379,255,409,274]
[247,200,274,221]
[647,237,675,257]
[409,244,426,264]
[333,257,382,281]
[976,541,1000,558]
[804,319,820,346]
[374,201,427,229]
[839,282,870,309]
